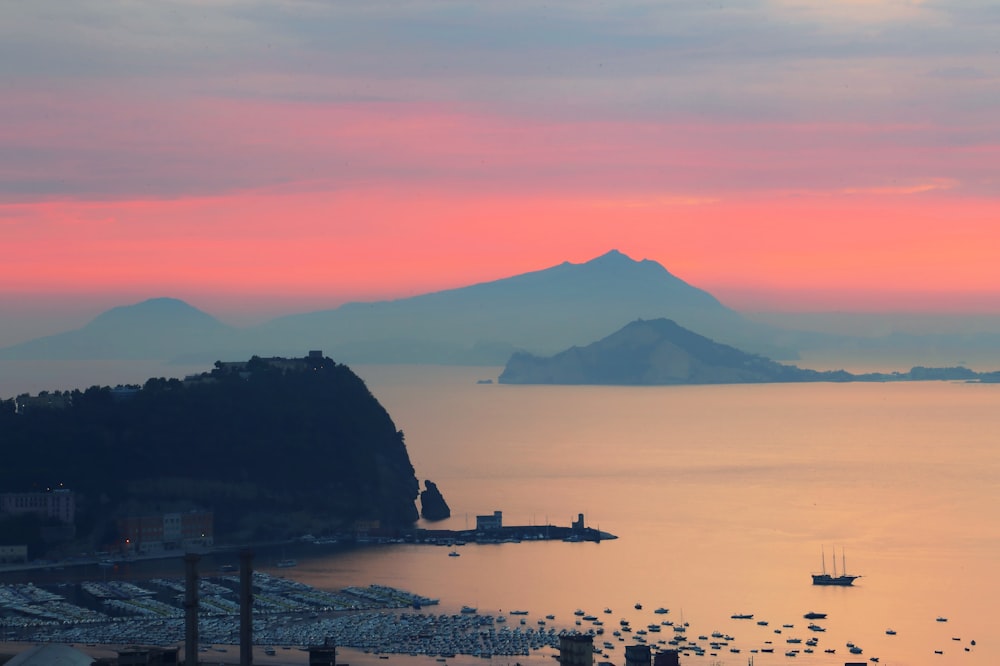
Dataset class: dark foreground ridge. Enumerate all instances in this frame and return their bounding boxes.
[0,353,421,556]
[499,318,1000,385]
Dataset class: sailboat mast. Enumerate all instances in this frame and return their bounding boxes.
[821,545,827,575]
[842,549,847,575]
[833,546,838,577]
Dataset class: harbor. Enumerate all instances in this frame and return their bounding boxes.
[0,572,567,663]
[0,565,979,665]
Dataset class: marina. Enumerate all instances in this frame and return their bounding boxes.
[0,566,981,665]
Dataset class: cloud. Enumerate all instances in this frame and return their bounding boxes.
[843,177,959,195]
[925,66,992,80]
[0,1,996,205]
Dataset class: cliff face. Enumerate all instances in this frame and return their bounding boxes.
[0,355,420,541]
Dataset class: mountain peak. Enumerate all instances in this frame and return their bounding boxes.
[89,298,223,328]
[0,297,235,361]
[591,248,630,260]
[499,317,816,385]
[576,249,673,275]
[584,249,640,266]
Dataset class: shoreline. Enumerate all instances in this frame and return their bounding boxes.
[1,520,616,577]
[0,641,558,666]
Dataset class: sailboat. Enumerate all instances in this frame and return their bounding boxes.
[811,546,860,586]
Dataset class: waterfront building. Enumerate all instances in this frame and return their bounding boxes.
[116,646,179,665]
[652,649,681,666]
[116,510,213,554]
[625,644,651,666]
[0,488,75,524]
[476,510,503,531]
[558,634,594,666]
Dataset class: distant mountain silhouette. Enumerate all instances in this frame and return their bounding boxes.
[246,249,795,363]
[498,318,995,385]
[499,318,841,384]
[3,252,998,366]
[0,298,237,360]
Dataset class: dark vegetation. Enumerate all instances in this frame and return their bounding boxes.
[0,355,420,547]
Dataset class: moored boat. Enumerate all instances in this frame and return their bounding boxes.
[812,546,860,586]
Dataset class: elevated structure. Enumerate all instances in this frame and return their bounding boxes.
[558,634,594,666]
[117,647,179,665]
[624,644,651,666]
[309,643,337,666]
[240,549,253,666]
[652,650,680,666]
[117,510,213,554]
[0,488,75,524]
[183,553,199,666]
[476,510,503,531]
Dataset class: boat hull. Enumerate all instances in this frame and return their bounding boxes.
[811,574,859,586]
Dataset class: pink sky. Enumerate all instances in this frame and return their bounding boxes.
[1,2,998,344]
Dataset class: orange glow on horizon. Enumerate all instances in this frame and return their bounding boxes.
[2,186,998,315]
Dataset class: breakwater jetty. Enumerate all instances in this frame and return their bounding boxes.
[407,524,615,544]
[402,511,616,545]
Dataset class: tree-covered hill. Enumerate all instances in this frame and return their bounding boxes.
[0,355,419,543]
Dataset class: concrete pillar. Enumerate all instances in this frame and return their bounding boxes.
[183,553,199,666]
[240,549,254,666]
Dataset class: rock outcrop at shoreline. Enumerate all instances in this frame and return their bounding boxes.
[419,480,451,521]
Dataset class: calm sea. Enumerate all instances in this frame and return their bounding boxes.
[1,360,997,666]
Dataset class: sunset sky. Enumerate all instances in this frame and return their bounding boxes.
[2,1,998,345]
